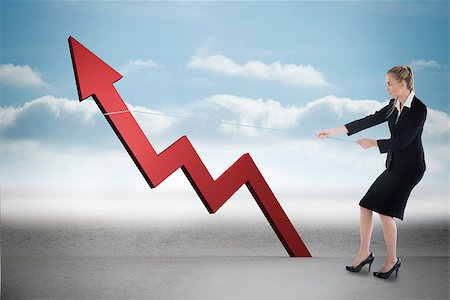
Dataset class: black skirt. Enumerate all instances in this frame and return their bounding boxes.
[359,169,424,220]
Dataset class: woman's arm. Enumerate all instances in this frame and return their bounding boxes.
[345,101,392,136]
[317,126,378,149]
[317,100,393,139]
[317,127,378,149]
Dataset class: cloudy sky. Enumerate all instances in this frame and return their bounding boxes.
[1,1,448,218]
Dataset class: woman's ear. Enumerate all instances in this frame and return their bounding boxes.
[400,80,406,89]
[403,80,408,89]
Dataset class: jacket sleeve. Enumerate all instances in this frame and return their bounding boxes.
[344,101,393,136]
[377,106,427,153]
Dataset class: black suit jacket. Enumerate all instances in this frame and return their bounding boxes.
[345,96,427,173]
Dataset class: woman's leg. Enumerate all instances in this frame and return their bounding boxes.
[353,206,374,265]
[379,213,398,272]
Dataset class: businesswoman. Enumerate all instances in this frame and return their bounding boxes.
[317,66,426,279]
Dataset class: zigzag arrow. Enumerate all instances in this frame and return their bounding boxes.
[68,36,311,257]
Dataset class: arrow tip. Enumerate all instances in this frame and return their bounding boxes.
[68,36,122,102]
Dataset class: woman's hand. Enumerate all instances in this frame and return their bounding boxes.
[316,126,349,139]
[357,138,378,149]
[316,129,333,139]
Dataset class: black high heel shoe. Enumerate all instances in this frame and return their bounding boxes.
[373,258,401,279]
[346,253,374,273]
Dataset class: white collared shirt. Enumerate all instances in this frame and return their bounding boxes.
[395,90,415,123]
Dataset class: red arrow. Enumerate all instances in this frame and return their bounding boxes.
[68,36,311,257]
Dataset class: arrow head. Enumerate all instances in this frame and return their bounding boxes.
[68,36,122,101]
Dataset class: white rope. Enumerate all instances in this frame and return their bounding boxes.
[326,136,357,143]
[103,109,357,142]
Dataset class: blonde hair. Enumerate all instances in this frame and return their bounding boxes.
[387,65,415,117]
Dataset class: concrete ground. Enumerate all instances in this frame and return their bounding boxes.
[2,193,449,299]
[2,255,448,300]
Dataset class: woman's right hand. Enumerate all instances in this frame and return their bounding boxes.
[316,126,349,139]
[316,129,333,139]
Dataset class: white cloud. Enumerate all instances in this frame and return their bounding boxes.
[0,95,98,130]
[120,59,158,74]
[2,94,448,150]
[1,94,448,198]
[408,59,440,71]
[299,95,386,118]
[187,54,329,88]
[205,94,302,135]
[128,104,181,134]
[0,64,47,88]
[0,95,179,148]
[423,109,450,140]
[200,94,387,137]
[200,94,448,145]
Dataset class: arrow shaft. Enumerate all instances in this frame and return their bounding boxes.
[92,86,310,257]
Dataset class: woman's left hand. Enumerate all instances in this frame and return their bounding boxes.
[357,138,378,149]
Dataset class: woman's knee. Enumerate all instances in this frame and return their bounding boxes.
[379,213,394,221]
[360,206,372,214]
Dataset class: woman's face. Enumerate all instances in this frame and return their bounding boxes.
[385,73,406,98]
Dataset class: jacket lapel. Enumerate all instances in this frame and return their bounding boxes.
[394,106,411,135]
[388,109,398,133]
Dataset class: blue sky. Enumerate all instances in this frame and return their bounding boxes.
[1,1,449,218]
[1,1,448,110]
